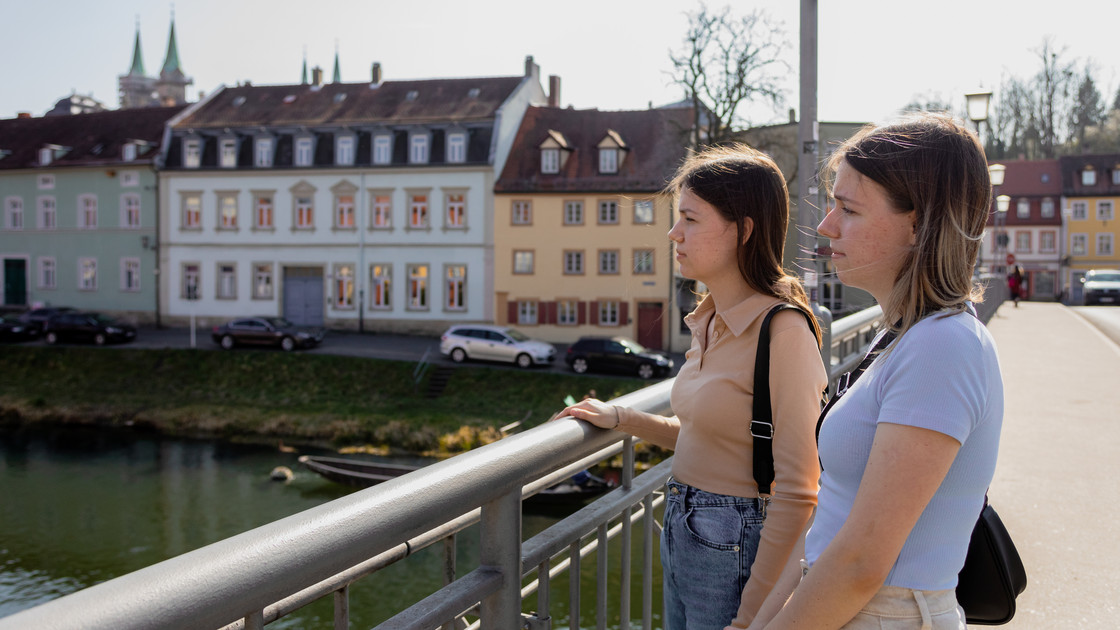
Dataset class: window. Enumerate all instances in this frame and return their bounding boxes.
[1040,231,1057,254]
[373,135,392,165]
[409,194,429,228]
[336,136,355,166]
[447,133,466,163]
[1041,198,1055,218]
[335,194,356,228]
[182,193,201,228]
[182,263,201,300]
[255,137,274,167]
[119,170,139,187]
[1071,233,1088,256]
[446,265,466,310]
[1098,233,1114,256]
[1081,168,1096,186]
[370,264,392,309]
[37,196,56,229]
[38,257,56,289]
[564,201,583,225]
[184,139,201,168]
[541,148,559,174]
[633,200,654,224]
[220,139,237,168]
[218,193,238,229]
[598,200,618,224]
[512,200,532,225]
[513,250,535,275]
[38,174,55,190]
[78,258,97,290]
[557,299,578,326]
[1097,201,1114,221]
[290,137,311,167]
[598,300,620,326]
[295,196,314,229]
[599,250,620,274]
[1113,169,1120,185]
[1016,198,1030,219]
[445,192,466,228]
[1071,201,1088,221]
[121,194,141,228]
[121,258,141,292]
[217,263,237,299]
[409,134,429,164]
[78,194,97,229]
[517,301,538,326]
[253,194,274,229]
[633,249,654,274]
[122,143,137,162]
[334,264,355,308]
[408,264,429,310]
[5,197,23,229]
[371,194,392,228]
[563,250,584,275]
[599,148,618,173]
[40,148,53,166]
[1014,231,1031,253]
[253,263,273,299]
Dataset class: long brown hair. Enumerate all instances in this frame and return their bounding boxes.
[666,144,821,346]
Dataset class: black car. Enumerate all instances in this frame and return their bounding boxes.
[211,316,326,351]
[18,306,76,334]
[43,312,137,345]
[565,336,674,379]
[0,314,41,342]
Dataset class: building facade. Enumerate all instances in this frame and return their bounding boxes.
[159,58,546,333]
[984,160,1063,300]
[1059,154,1120,302]
[493,105,693,351]
[0,107,185,320]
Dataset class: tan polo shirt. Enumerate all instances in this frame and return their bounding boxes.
[617,291,827,626]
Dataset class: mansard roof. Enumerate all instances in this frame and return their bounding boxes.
[0,106,185,170]
[173,75,527,130]
[992,160,1061,196]
[494,105,694,193]
[1059,153,1120,196]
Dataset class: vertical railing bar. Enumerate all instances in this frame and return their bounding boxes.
[622,435,635,490]
[333,584,349,630]
[537,560,551,628]
[596,522,609,630]
[642,493,654,630]
[619,504,632,630]
[479,490,522,630]
[441,534,458,630]
[243,610,264,630]
[569,541,581,630]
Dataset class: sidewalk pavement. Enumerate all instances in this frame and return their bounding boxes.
[984,302,1120,629]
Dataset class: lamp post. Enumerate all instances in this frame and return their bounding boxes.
[965,90,993,141]
[995,194,1011,274]
[988,163,1006,275]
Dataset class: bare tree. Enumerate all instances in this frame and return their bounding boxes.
[1034,38,1076,158]
[1067,63,1105,152]
[669,3,789,148]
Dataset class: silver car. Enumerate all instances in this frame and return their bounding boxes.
[439,324,556,368]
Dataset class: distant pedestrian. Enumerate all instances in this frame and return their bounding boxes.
[1008,265,1024,307]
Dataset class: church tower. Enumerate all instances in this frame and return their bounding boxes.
[155,14,192,106]
[118,22,157,108]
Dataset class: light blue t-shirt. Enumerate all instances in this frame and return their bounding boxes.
[805,310,1004,590]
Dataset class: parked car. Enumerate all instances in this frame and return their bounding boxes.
[18,306,75,334]
[565,336,674,379]
[211,316,326,351]
[439,324,556,368]
[43,312,137,345]
[0,314,41,342]
[1082,269,1120,305]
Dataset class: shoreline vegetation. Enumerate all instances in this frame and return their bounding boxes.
[0,346,658,458]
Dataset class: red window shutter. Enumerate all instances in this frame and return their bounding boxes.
[508,301,518,323]
[589,301,599,325]
[618,301,629,327]
[546,301,557,325]
[577,301,587,325]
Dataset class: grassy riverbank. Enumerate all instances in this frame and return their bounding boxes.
[0,346,650,454]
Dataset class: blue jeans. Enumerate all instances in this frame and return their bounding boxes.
[661,479,765,630]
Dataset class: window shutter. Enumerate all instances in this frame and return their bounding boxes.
[577,301,587,325]
[589,301,599,325]
[507,302,518,324]
[545,301,557,325]
[618,301,629,327]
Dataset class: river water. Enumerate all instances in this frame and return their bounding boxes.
[0,426,663,629]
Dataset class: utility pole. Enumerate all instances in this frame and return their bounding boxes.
[798,0,820,306]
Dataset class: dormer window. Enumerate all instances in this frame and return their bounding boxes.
[373,135,392,165]
[183,139,201,168]
[597,130,627,174]
[255,137,274,168]
[39,147,53,166]
[409,134,429,164]
[447,132,466,163]
[599,148,618,174]
[122,143,137,162]
[1082,166,1096,186]
[1112,167,1120,185]
[406,90,419,101]
[295,137,313,167]
[336,135,355,166]
[541,148,560,174]
[219,138,237,168]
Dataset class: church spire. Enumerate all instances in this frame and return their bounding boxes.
[161,10,183,77]
[301,47,309,84]
[332,41,341,83]
[127,19,145,77]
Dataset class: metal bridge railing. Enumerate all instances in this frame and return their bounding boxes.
[1,306,900,630]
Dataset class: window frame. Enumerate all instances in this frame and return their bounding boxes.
[408,192,430,229]
[216,262,237,300]
[447,132,467,164]
[183,139,201,168]
[1070,233,1088,256]
[370,263,392,309]
[444,190,467,229]
[445,264,467,311]
[597,200,619,225]
[121,193,141,229]
[37,256,56,290]
[1070,201,1088,221]
[295,137,314,167]
[334,193,357,229]
[1081,168,1096,186]
[541,148,560,174]
[511,200,532,225]
[1097,200,1114,221]
[1014,231,1031,253]
[120,257,141,292]
[5,196,23,230]
[219,138,238,168]
[1041,197,1055,219]
[633,199,655,224]
[409,134,430,164]
[633,249,655,274]
[373,135,392,165]
[252,192,274,230]
[1039,230,1057,254]
[37,196,56,229]
[78,257,97,291]
[563,200,583,225]
[333,263,356,309]
[78,193,98,229]
[182,263,201,300]
[513,250,535,275]
[598,300,620,326]
[1016,198,1030,219]
[598,249,620,275]
[517,300,539,326]
[407,264,429,311]
[335,135,356,166]
[254,137,274,168]
[598,148,618,174]
[563,250,584,275]
[557,299,578,326]
[252,263,274,300]
[370,191,393,229]
[1097,233,1114,256]
[216,192,239,230]
[180,192,202,229]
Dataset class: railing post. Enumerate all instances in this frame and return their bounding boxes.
[333,585,349,630]
[478,490,522,630]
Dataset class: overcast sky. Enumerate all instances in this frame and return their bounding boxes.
[3,0,1119,126]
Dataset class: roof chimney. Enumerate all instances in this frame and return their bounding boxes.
[371,62,382,85]
[789,108,796,123]
[548,75,561,108]
[311,66,323,87]
[17,112,32,119]
[524,55,539,78]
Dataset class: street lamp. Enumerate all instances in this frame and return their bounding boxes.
[965,90,993,138]
[994,194,1011,274]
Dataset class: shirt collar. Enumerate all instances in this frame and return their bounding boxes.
[685,292,786,338]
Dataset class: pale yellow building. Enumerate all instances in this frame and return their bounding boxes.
[1058,155,1120,301]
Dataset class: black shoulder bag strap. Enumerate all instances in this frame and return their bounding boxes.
[751,303,819,499]
[815,327,897,445]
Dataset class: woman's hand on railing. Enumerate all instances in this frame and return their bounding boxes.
[554,398,620,430]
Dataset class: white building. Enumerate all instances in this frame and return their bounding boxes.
[159,57,547,333]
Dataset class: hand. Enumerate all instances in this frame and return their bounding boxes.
[553,398,619,430]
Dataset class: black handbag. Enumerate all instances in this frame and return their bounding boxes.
[817,325,1027,625]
